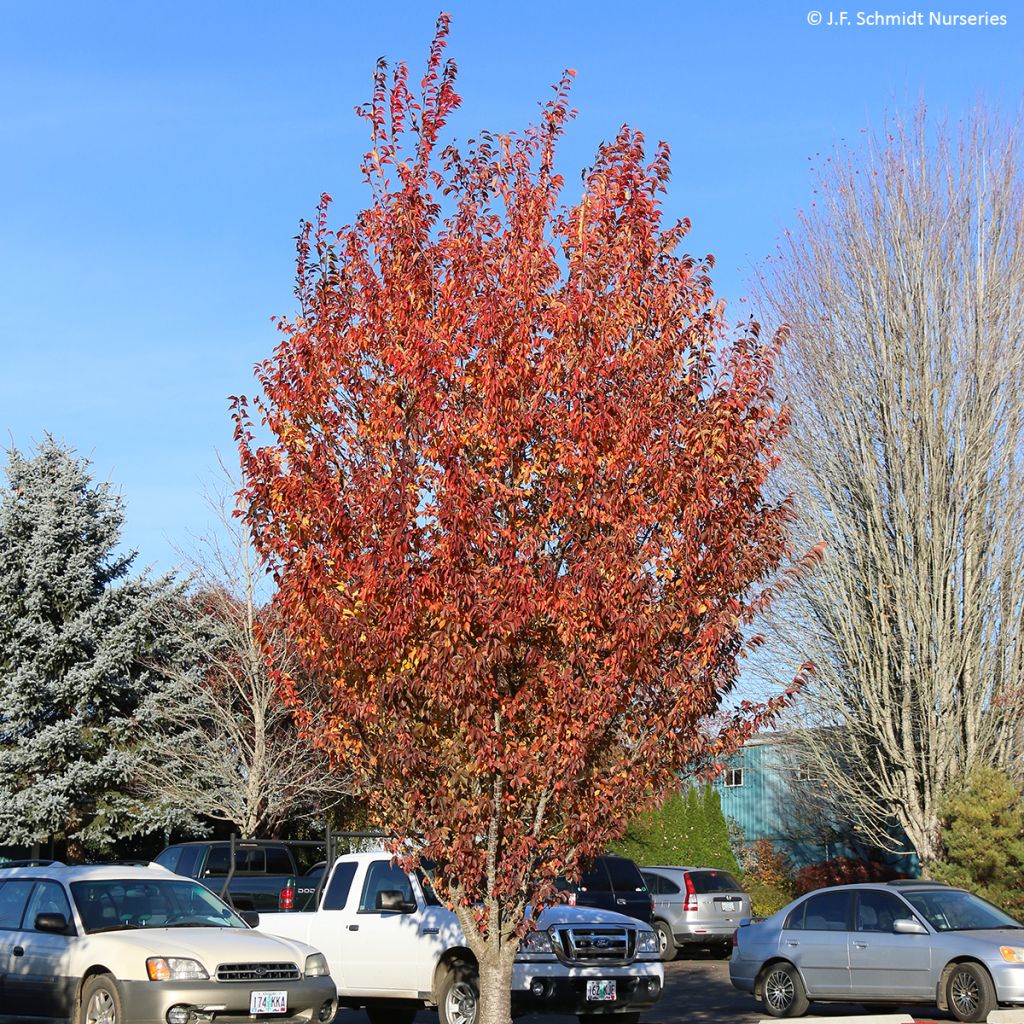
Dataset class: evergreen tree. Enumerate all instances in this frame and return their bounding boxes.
[611,785,740,871]
[0,437,181,853]
[932,767,1024,912]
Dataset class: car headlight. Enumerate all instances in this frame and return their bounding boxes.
[636,930,660,955]
[518,929,555,954]
[146,957,209,981]
[305,953,330,977]
[1001,946,1024,963]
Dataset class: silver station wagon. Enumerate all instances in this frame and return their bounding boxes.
[730,880,1024,1021]
[642,867,750,961]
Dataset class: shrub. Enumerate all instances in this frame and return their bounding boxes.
[746,880,793,917]
[612,785,740,872]
[793,855,902,895]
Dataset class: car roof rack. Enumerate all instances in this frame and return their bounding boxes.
[0,859,66,868]
[886,879,949,887]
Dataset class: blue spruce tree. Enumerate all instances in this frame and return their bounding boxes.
[0,437,181,855]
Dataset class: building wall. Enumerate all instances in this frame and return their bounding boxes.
[713,733,919,875]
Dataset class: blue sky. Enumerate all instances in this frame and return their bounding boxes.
[2,0,1021,575]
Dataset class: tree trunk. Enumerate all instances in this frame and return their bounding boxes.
[476,946,516,1024]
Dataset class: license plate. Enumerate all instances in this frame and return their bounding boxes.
[250,991,288,1014]
[586,980,616,1001]
[722,901,738,911]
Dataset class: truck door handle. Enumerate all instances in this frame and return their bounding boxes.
[786,941,799,948]
[421,928,439,935]
[616,899,626,905]
[12,946,24,957]
[347,925,359,931]
[854,942,868,949]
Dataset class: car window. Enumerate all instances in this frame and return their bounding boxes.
[321,862,358,911]
[235,848,266,874]
[604,857,647,893]
[784,900,807,930]
[0,880,36,930]
[904,889,1023,932]
[154,847,182,872]
[203,847,230,876]
[856,890,912,933]
[690,871,742,893]
[579,861,613,893]
[71,879,247,932]
[175,846,203,877]
[359,860,415,912]
[24,881,73,932]
[265,848,293,874]
[642,873,663,895]
[803,891,851,931]
[660,875,681,895]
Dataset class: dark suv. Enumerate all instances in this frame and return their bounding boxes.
[557,854,653,924]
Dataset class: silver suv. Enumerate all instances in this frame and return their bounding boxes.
[642,866,750,961]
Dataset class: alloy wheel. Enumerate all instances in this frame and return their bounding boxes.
[445,980,478,1024]
[85,990,118,1024]
[764,968,795,1013]
[951,969,980,1017]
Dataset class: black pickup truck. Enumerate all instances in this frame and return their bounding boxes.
[154,839,324,912]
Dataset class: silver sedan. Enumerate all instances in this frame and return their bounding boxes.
[730,880,1024,1021]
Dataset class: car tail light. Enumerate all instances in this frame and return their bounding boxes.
[683,873,698,912]
[732,928,739,947]
[279,880,295,911]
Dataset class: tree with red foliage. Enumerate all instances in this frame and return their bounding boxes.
[233,18,814,1024]
[793,856,903,896]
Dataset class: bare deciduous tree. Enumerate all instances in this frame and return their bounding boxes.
[138,483,350,837]
[760,107,1024,866]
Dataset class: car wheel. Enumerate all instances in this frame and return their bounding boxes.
[438,962,479,1024]
[946,962,996,1023]
[579,1015,640,1024]
[82,974,123,1024]
[654,920,676,962]
[367,1004,419,1024]
[761,962,809,1018]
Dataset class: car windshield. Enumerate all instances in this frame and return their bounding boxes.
[903,889,1024,932]
[71,879,248,933]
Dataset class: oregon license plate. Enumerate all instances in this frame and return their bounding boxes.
[250,991,288,1014]
[586,980,616,1001]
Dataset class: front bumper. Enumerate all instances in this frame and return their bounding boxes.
[987,962,1024,1004]
[511,961,663,1016]
[119,976,338,1024]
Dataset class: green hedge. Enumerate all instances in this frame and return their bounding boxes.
[611,785,740,872]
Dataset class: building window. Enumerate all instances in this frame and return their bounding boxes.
[723,767,744,788]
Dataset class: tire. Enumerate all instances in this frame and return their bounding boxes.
[579,1015,640,1024]
[82,974,124,1024]
[437,962,479,1024]
[946,961,997,1023]
[760,962,809,1018]
[367,1004,419,1024]
[654,920,676,962]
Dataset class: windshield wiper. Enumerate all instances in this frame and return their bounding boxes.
[88,925,137,934]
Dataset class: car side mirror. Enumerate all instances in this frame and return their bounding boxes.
[239,911,260,928]
[893,917,927,935]
[35,912,70,934]
[377,890,416,913]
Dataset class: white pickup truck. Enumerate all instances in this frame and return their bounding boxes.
[257,851,664,1024]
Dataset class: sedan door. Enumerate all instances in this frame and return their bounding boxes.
[9,881,78,1019]
[849,889,932,999]
[0,879,38,1018]
[783,891,853,998]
